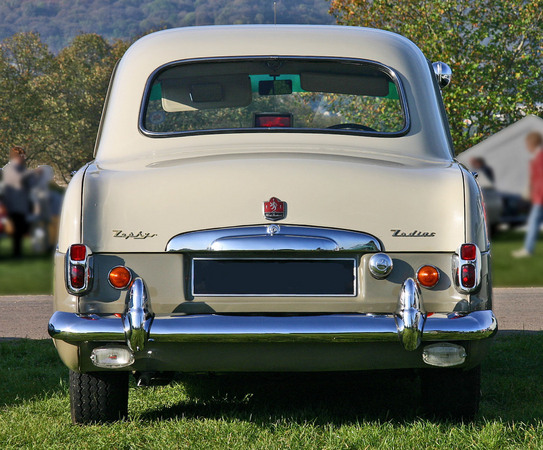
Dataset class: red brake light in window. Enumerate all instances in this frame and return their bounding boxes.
[460,244,477,261]
[70,244,87,261]
[461,264,476,288]
[254,113,292,128]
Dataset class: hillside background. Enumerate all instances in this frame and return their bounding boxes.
[0,0,333,52]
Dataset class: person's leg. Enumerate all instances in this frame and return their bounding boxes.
[524,204,542,254]
[9,213,25,258]
[536,205,543,251]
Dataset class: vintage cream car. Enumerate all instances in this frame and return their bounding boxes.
[48,25,497,423]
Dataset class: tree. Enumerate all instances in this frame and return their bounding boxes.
[0,32,54,164]
[330,0,543,152]
[39,34,128,181]
[0,32,128,181]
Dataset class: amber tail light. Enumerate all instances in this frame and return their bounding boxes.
[65,244,93,295]
[108,266,133,290]
[417,265,440,289]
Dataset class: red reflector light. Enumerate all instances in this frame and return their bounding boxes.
[254,113,292,128]
[70,244,87,261]
[460,244,477,261]
[70,265,85,289]
[461,264,476,288]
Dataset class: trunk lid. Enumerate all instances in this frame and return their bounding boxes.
[81,148,464,253]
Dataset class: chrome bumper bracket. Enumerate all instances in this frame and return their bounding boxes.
[394,278,426,351]
[123,278,153,352]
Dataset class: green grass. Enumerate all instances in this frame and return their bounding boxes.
[491,230,543,287]
[0,256,53,295]
[0,334,542,448]
[0,238,53,295]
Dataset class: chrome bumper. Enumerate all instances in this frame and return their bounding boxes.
[49,278,497,351]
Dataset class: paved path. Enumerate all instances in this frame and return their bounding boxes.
[0,295,53,340]
[492,288,543,333]
[0,289,541,340]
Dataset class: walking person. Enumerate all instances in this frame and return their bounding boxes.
[513,132,543,258]
[2,146,32,258]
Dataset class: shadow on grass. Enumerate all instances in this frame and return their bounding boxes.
[138,332,543,425]
[141,370,424,425]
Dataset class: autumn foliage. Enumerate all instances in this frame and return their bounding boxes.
[0,33,128,181]
[330,0,542,152]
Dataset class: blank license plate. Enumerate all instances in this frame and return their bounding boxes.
[192,258,356,297]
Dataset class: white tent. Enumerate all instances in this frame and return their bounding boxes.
[457,115,543,196]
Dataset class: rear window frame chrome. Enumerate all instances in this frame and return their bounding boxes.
[139,56,411,139]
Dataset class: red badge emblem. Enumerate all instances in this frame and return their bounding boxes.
[263,197,287,221]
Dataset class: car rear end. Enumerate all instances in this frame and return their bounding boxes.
[48,25,497,423]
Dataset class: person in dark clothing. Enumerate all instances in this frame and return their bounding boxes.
[470,157,495,183]
[2,146,32,257]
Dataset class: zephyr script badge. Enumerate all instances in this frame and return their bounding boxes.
[113,230,157,239]
[263,197,287,221]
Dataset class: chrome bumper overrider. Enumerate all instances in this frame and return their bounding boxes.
[49,278,497,351]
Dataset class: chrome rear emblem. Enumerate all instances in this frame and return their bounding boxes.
[267,224,280,235]
[263,197,287,221]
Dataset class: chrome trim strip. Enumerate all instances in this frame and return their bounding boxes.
[138,56,411,139]
[48,310,497,345]
[190,257,358,297]
[166,225,382,253]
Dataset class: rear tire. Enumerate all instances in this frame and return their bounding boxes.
[70,370,129,424]
[421,365,481,420]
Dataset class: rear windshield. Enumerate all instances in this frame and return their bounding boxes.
[141,58,407,136]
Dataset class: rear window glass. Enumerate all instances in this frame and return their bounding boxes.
[142,58,407,136]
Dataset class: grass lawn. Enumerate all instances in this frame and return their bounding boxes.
[0,238,53,295]
[0,333,542,448]
[491,230,543,287]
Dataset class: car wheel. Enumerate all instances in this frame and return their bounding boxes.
[420,365,481,420]
[69,370,129,424]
